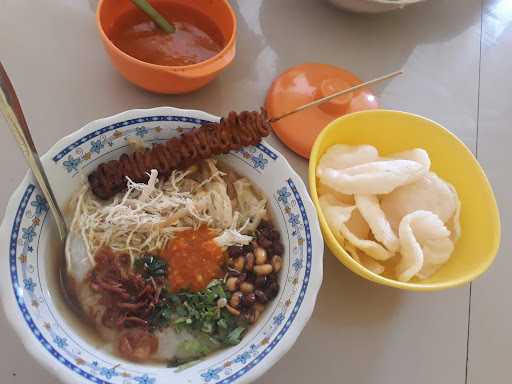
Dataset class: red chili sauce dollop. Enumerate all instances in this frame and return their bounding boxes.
[162,226,226,292]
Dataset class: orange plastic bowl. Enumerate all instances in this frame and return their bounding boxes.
[96,0,237,94]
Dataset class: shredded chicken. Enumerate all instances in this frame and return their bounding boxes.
[70,160,267,266]
[214,212,253,248]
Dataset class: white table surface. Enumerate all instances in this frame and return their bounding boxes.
[0,0,509,383]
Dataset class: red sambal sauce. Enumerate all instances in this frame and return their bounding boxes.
[108,2,224,66]
[162,226,226,292]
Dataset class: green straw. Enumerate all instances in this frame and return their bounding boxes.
[130,0,176,33]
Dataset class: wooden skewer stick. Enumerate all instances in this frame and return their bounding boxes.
[268,69,403,123]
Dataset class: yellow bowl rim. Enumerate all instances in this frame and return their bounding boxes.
[308,109,501,291]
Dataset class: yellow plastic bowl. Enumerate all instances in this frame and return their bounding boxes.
[308,110,501,291]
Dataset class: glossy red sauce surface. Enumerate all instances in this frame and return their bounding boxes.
[109,2,224,66]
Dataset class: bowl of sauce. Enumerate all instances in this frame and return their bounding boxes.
[97,0,237,94]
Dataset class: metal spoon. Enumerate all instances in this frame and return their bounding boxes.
[0,62,67,240]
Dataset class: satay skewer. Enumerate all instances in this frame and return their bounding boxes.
[268,69,403,123]
[88,70,403,199]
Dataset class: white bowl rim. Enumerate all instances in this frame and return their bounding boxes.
[329,0,426,8]
[370,0,425,4]
[0,106,324,384]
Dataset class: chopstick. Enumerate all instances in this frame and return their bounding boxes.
[268,70,403,123]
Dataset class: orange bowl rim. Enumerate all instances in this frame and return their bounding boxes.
[95,0,238,71]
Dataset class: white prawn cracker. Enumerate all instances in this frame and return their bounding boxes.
[345,242,385,275]
[445,183,462,242]
[387,148,431,169]
[319,195,393,261]
[381,172,459,231]
[320,159,428,195]
[316,144,461,282]
[346,206,370,239]
[317,181,354,205]
[355,194,399,253]
[317,144,379,178]
[396,211,454,282]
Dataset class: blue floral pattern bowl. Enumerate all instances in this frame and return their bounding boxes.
[0,107,324,384]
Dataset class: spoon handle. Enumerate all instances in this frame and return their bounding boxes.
[0,62,67,240]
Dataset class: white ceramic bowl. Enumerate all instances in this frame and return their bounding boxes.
[327,0,427,13]
[0,107,323,384]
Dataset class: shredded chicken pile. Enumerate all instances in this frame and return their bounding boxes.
[69,160,268,266]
